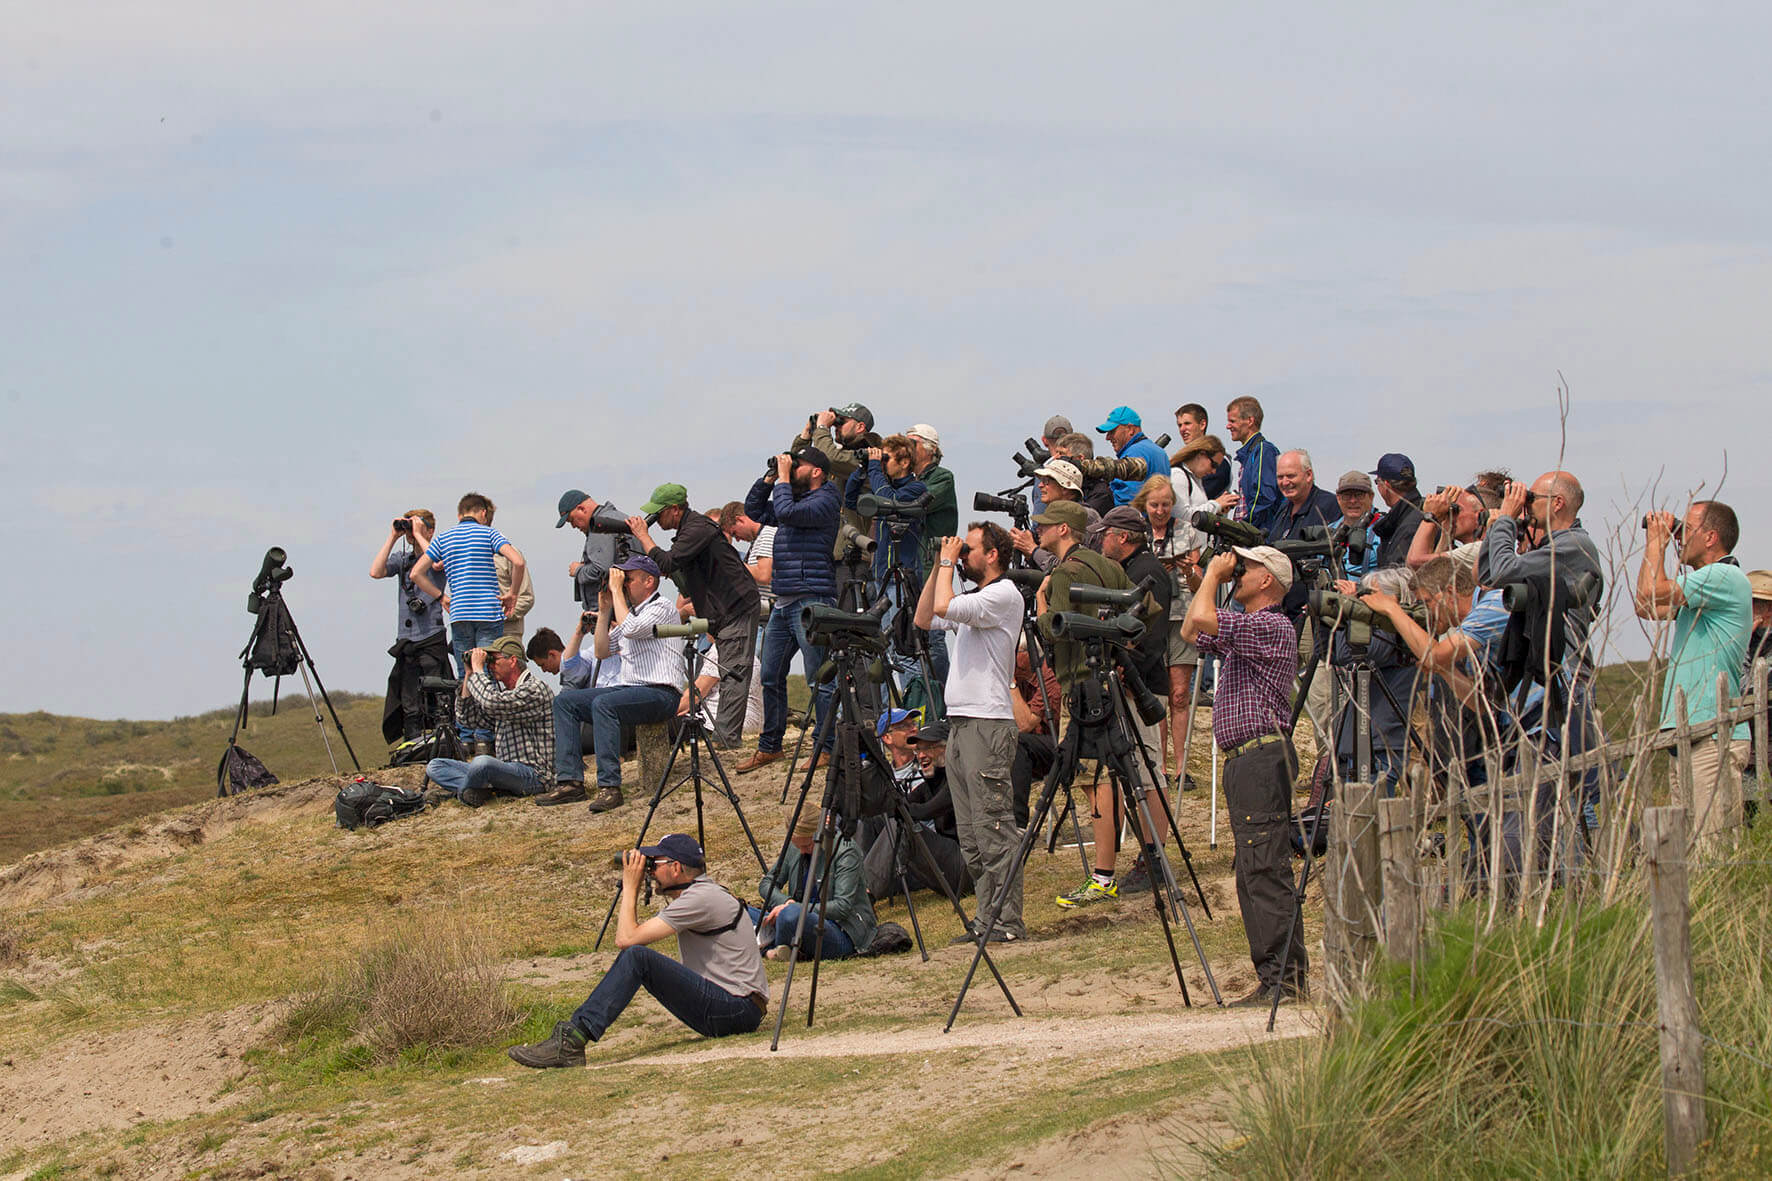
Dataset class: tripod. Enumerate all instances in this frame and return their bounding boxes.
[228,576,360,784]
[779,550,875,802]
[948,632,1222,1030]
[595,635,769,950]
[769,625,1019,1049]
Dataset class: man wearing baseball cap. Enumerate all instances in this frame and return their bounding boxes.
[422,635,554,808]
[1095,406,1172,506]
[792,404,881,566]
[541,553,685,813]
[626,483,762,750]
[1334,471,1382,578]
[1182,542,1308,1006]
[507,833,768,1068]
[555,487,639,620]
[902,422,957,684]
[1368,453,1425,570]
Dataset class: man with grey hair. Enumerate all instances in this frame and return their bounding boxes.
[1266,449,1340,544]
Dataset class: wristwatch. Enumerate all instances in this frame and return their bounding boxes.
[940,560,955,568]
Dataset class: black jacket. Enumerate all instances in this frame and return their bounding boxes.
[1120,545,1173,692]
[646,510,761,629]
[1372,498,1424,569]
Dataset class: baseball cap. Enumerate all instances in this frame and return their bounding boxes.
[1095,406,1142,433]
[485,635,526,661]
[909,721,950,745]
[639,483,688,515]
[615,553,661,577]
[556,488,590,528]
[637,833,706,869]
[1098,505,1149,536]
[1749,570,1772,603]
[1032,500,1089,534]
[1042,415,1073,441]
[875,707,917,737]
[1032,458,1083,492]
[1337,470,1374,494]
[905,423,940,450]
[1370,453,1416,483]
[1231,545,1294,590]
[791,447,831,473]
[831,402,875,429]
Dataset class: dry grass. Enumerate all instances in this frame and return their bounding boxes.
[279,914,518,1063]
[0,909,23,967]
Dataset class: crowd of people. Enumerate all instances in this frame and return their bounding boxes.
[369,397,1765,1055]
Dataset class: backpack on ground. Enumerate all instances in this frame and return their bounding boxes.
[334,777,428,830]
[861,921,913,957]
[217,742,278,798]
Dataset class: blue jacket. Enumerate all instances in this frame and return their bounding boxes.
[1111,432,1171,506]
[1266,485,1340,544]
[1234,432,1282,532]
[844,461,926,582]
[745,476,840,600]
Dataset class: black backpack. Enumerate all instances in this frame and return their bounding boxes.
[217,743,279,798]
[334,777,428,830]
[862,921,913,957]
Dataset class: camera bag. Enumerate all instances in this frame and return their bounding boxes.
[334,777,428,830]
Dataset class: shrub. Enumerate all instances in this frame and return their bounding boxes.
[279,916,516,1064]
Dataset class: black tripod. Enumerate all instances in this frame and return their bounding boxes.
[1001,569,1094,879]
[768,621,1019,1049]
[227,548,360,786]
[596,633,769,949]
[779,548,875,803]
[947,627,1221,1030]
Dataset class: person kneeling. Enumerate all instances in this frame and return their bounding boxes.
[752,811,877,961]
[507,834,767,1068]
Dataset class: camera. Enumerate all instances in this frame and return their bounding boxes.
[1071,455,1149,483]
[392,518,412,533]
[973,490,1030,527]
[1501,570,1601,615]
[405,595,429,614]
[836,520,877,562]
[856,492,930,521]
[1047,611,1167,725]
[1068,574,1156,614]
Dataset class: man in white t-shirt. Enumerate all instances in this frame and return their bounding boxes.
[915,521,1025,941]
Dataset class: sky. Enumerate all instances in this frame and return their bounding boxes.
[5,3,1770,719]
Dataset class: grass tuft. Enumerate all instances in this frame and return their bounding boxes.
[277,915,518,1066]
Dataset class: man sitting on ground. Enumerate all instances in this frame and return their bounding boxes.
[507,834,767,1068]
[753,809,877,960]
[423,636,553,806]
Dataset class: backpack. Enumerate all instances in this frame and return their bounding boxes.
[217,743,279,798]
[334,777,429,830]
[862,921,913,957]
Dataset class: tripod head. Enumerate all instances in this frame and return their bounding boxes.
[1050,617,1168,727]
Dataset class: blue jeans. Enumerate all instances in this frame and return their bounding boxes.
[424,755,544,798]
[746,904,857,959]
[554,683,678,786]
[569,945,762,1042]
[449,619,505,742]
[758,595,836,754]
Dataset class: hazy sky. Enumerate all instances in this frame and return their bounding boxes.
[6,3,1769,718]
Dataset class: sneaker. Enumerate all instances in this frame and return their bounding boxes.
[1196,690,1214,708]
[534,783,588,807]
[586,785,625,814]
[765,946,793,962]
[506,1020,587,1069]
[734,750,785,773]
[458,786,494,808]
[1229,981,1307,1008]
[1055,878,1119,908]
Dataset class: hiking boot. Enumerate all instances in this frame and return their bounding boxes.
[534,783,588,807]
[586,785,625,814]
[421,787,452,809]
[798,751,830,774]
[458,786,495,809]
[734,750,784,773]
[1229,981,1307,1008]
[1055,877,1119,908]
[983,927,1021,944]
[506,1020,588,1069]
[947,922,981,946]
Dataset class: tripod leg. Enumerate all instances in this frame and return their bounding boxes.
[1113,756,1190,1004]
[294,663,341,777]
[1126,701,1213,922]
[886,818,931,961]
[283,615,361,772]
[1172,657,1205,818]
[695,723,771,876]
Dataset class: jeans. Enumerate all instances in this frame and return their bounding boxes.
[424,755,544,798]
[449,620,505,741]
[569,945,761,1042]
[554,684,678,786]
[746,904,857,959]
[758,595,836,754]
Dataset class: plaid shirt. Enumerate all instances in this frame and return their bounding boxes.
[460,668,555,774]
[1193,606,1296,751]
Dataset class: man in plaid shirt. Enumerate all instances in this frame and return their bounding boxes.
[1183,544,1306,1006]
[425,635,555,807]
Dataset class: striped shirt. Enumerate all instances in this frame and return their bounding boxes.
[609,592,686,689]
[1193,606,1297,750]
[745,525,777,611]
[426,520,512,623]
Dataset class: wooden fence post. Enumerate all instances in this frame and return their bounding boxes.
[1753,657,1769,810]
[1324,783,1380,1010]
[1643,805,1704,1176]
[1672,688,1693,819]
[1377,796,1419,964]
[636,721,673,794]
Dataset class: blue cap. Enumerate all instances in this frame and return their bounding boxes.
[637,833,706,868]
[1369,453,1416,483]
[875,707,917,737]
[615,553,661,577]
[1095,406,1141,433]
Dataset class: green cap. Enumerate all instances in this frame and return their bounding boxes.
[1031,500,1088,534]
[639,483,689,516]
[486,636,526,662]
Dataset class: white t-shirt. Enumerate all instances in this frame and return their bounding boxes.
[696,646,765,734]
[931,578,1022,720]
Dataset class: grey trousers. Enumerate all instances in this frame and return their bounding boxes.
[948,716,1024,936]
[712,611,761,749]
[1224,736,1308,988]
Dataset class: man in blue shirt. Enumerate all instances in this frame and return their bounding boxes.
[1094,406,1171,506]
[1224,396,1280,532]
[1637,499,1753,845]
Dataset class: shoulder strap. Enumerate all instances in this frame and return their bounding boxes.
[682,882,748,937]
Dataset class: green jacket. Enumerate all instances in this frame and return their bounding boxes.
[914,462,958,574]
[1037,545,1132,687]
[759,836,877,951]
